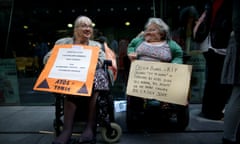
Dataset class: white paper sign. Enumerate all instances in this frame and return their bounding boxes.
[48,47,92,82]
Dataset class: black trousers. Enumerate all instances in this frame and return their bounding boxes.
[202,49,232,119]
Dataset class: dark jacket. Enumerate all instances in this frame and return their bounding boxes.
[195,0,232,47]
[209,0,232,48]
[221,0,240,85]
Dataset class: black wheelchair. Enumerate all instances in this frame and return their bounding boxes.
[53,60,122,143]
[126,96,190,132]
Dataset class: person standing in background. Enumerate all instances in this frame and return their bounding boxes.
[221,0,240,143]
[171,5,199,55]
[194,0,233,120]
[34,36,49,71]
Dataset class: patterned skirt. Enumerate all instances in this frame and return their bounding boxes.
[93,68,109,91]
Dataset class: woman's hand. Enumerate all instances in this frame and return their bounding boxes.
[128,52,137,62]
[193,11,206,39]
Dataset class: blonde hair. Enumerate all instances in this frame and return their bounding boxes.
[145,17,170,40]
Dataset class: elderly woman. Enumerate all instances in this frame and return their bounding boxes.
[128,17,183,63]
[45,16,108,144]
[127,17,183,127]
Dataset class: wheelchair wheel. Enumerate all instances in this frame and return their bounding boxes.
[100,122,122,143]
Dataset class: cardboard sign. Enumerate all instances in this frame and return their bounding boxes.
[33,44,99,96]
[126,60,192,105]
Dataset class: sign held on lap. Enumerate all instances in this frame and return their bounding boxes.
[33,44,99,96]
[126,60,192,105]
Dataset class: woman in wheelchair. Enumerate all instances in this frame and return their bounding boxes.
[43,16,110,144]
[127,17,183,63]
[126,18,185,129]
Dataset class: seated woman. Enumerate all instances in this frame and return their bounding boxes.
[128,17,183,63]
[44,16,109,144]
[127,17,183,108]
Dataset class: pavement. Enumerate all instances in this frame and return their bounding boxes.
[0,104,225,144]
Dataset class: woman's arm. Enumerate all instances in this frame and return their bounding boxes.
[127,36,144,54]
[127,36,144,61]
[168,40,183,64]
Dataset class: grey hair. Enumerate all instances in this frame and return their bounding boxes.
[145,17,170,40]
[74,16,92,28]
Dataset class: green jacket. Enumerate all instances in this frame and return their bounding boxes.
[127,36,183,64]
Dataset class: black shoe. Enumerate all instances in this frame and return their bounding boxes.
[222,138,237,144]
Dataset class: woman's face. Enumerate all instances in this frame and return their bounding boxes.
[74,22,93,40]
[144,23,162,42]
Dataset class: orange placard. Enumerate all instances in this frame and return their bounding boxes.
[33,44,99,96]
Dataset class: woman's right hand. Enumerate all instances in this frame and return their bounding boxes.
[128,52,137,62]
